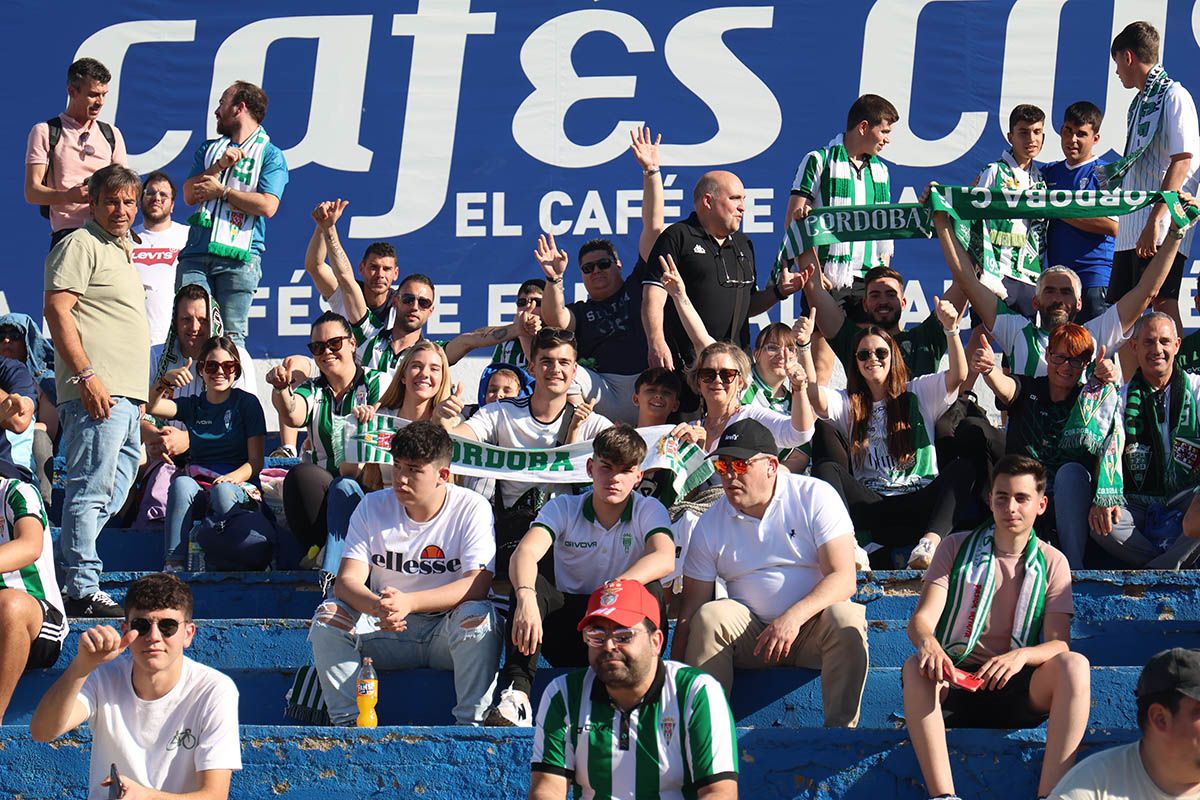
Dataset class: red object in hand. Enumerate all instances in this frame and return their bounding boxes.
[948,667,984,692]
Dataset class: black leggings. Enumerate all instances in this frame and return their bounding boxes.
[282,462,333,549]
[812,458,974,545]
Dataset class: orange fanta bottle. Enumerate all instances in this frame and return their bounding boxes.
[356,657,378,727]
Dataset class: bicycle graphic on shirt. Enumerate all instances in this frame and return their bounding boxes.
[167,728,198,750]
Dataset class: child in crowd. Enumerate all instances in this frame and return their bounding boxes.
[632,367,682,428]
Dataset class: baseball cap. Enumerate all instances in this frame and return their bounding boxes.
[1136,648,1200,701]
[711,418,778,461]
[577,579,660,631]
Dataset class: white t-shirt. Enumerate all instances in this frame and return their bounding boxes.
[990,302,1127,378]
[822,371,956,495]
[78,656,241,800]
[531,492,673,595]
[464,396,613,507]
[342,484,496,596]
[132,222,189,346]
[684,473,854,620]
[1050,741,1200,800]
[703,402,814,454]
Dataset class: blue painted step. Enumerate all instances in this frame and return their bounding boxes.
[97,571,323,619]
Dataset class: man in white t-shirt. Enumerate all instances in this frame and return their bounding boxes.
[133,172,190,346]
[673,419,868,726]
[484,424,675,727]
[308,421,501,725]
[1050,648,1200,800]
[31,573,241,799]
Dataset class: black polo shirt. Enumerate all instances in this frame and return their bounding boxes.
[644,213,756,365]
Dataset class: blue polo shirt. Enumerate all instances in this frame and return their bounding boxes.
[1041,157,1115,290]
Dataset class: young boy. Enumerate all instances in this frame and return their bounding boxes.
[632,366,682,427]
[903,455,1090,800]
[31,573,241,799]
[1041,102,1119,323]
[484,424,675,727]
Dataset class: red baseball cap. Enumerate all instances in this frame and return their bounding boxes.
[577,580,660,631]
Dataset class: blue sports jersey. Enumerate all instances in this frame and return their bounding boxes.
[1041,157,1115,289]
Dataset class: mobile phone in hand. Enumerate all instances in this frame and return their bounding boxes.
[948,667,984,692]
[107,763,123,799]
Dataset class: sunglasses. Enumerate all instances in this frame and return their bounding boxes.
[855,347,891,363]
[78,130,96,160]
[128,617,184,638]
[580,257,615,275]
[307,335,350,356]
[516,297,542,309]
[713,455,768,477]
[199,360,238,376]
[697,367,740,384]
[535,327,576,346]
[398,293,434,310]
[1047,352,1089,369]
[582,626,645,648]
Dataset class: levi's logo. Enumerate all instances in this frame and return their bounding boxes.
[132,247,180,265]
[371,544,462,574]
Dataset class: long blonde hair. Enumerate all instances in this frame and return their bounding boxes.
[377,340,452,417]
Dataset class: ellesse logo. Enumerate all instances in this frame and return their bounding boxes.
[372,544,462,574]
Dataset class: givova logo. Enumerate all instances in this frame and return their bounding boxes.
[372,544,463,574]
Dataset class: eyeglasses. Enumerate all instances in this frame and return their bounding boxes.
[78,130,96,160]
[128,617,184,638]
[199,360,238,376]
[762,343,798,357]
[697,367,740,384]
[1047,352,1089,369]
[142,190,172,201]
[580,257,615,275]
[307,335,350,356]
[516,297,542,309]
[713,455,768,477]
[398,293,434,310]
[715,249,754,288]
[855,347,890,363]
[582,626,645,648]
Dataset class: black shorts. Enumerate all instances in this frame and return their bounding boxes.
[1107,248,1186,303]
[941,664,1047,729]
[26,597,65,671]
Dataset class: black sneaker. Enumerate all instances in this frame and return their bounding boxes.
[65,590,125,618]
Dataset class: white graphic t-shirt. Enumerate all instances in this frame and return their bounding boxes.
[133,221,190,346]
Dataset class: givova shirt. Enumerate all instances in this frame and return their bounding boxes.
[0,478,64,627]
[989,300,1126,378]
[531,492,673,595]
[532,660,738,800]
[294,367,386,474]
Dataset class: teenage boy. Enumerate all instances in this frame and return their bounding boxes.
[1041,102,1118,323]
[484,425,675,727]
[903,454,1089,800]
[308,422,501,726]
[633,367,682,428]
[31,573,241,799]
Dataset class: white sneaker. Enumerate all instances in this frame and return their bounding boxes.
[483,685,532,727]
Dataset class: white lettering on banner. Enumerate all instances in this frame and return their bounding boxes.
[492,193,523,237]
[574,191,612,236]
[743,188,774,234]
[538,180,685,238]
[427,285,462,336]
[456,192,487,237]
[278,286,314,337]
[488,284,521,327]
[998,0,1068,162]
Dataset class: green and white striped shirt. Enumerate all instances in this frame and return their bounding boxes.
[349,310,447,379]
[294,367,387,474]
[0,478,65,627]
[740,368,790,414]
[532,659,738,800]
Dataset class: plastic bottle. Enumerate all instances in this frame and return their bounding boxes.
[186,521,205,572]
[356,657,379,728]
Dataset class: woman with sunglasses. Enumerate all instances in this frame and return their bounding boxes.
[147,336,265,569]
[269,312,387,572]
[804,297,971,569]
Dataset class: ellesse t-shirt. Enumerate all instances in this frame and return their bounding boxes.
[342,484,497,595]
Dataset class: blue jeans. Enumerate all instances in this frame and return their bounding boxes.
[58,398,142,598]
[308,598,501,725]
[322,478,366,576]
[1077,286,1111,325]
[176,252,263,344]
[1050,462,1097,570]
[1091,490,1200,569]
[163,477,250,564]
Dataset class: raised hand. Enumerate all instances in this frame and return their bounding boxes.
[1091,345,1119,385]
[777,259,815,300]
[76,624,138,672]
[266,364,293,391]
[629,126,662,172]
[161,358,194,393]
[792,305,817,346]
[933,295,962,331]
[534,233,568,280]
[434,382,466,427]
[970,334,997,376]
[658,254,687,299]
[518,308,542,338]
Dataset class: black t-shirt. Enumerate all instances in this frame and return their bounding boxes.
[567,260,649,376]
[0,356,37,478]
[644,213,757,365]
[997,375,1081,478]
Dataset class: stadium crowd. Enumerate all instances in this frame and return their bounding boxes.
[0,17,1198,800]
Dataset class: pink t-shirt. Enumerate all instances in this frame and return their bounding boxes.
[26,114,128,232]
[926,530,1074,667]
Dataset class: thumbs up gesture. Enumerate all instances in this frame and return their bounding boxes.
[160,358,194,394]
[971,332,997,375]
[792,305,817,346]
[1091,345,1119,385]
[75,624,139,673]
[434,382,466,427]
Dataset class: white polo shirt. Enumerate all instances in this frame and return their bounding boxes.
[531,492,673,595]
[684,473,854,621]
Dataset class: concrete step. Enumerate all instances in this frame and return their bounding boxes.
[95,571,324,619]
[0,724,1138,799]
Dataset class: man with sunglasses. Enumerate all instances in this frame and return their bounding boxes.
[530,579,738,800]
[32,573,241,799]
[674,419,867,726]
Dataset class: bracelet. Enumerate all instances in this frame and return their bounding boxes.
[544,275,563,285]
[67,367,95,386]
[220,184,230,201]
[1169,227,1185,240]
[943,327,959,336]
[643,167,660,177]
[796,342,811,351]
[515,586,536,594]
[773,282,787,301]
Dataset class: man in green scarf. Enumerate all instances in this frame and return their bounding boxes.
[904,455,1088,800]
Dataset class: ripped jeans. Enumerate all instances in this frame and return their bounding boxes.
[308,597,501,725]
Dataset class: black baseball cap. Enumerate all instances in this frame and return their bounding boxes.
[1137,648,1200,701]
[711,419,778,461]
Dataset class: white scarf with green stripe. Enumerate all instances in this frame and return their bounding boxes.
[187,127,271,263]
[934,522,1048,665]
[817,135,891,289]
[1097,64,1174,188]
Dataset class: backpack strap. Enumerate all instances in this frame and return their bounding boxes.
[40,118,64,220]
[96,121,117,160]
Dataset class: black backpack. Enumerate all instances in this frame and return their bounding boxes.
[39,116,117,219]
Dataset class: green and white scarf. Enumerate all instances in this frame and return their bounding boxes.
[1097,64,1174,189]
[187,127,271,262]
[153,285,224,385]
[964,152,1046,292]
[1060,371,1125,507]
[741,368,790,413]
[934,522,1048,665]
[1119,368,1200,500]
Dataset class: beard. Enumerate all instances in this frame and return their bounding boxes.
[141,207,170,225]
[215,117,232,137]
[1042,304,1074,328]
[591,649,653,689]
[870,307,901,329]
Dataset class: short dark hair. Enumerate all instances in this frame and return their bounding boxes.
[390,420,453,466]
[125,573,194,621]
[229,81,268,124]
[593,424,647,468]
[362,242,396,262]
[88,165,142,202]
[531,327,578,359]
[67,58,111,88]
[175,284,211,320]
[991,454,1047,494]
[399,273,436,297]
[1009,104,1046,130]
[518,279,546,296]
[635,367,682,396]
[863,265,905,291]
[198,335,243,380]
[311,310,353,339]
[1112,21,1160,65]
[141,171,176,200]
[1137,689,1183,732]
[579,239,618,263]
[1063,101,1103,133]
[846,94,899,130]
